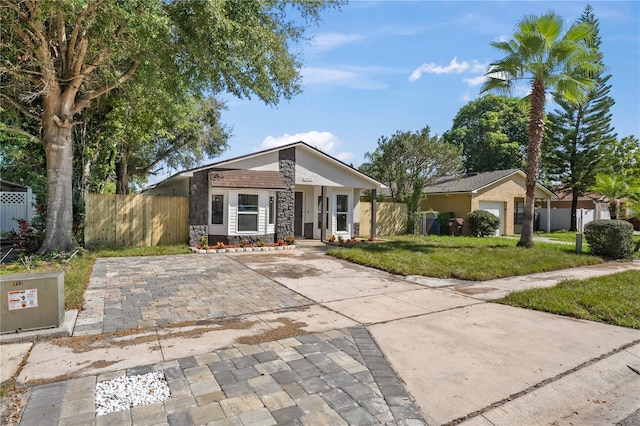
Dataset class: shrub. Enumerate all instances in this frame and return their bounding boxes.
[284,236,296,245]
[584,220,634,259]
[467,210,500,237]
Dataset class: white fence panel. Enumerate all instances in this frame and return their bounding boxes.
[537,208,597,231]
[1,190,35,233]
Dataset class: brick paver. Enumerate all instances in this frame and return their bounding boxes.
[20,327,425,425]
[74,254,312,335]
[17,251,426,425]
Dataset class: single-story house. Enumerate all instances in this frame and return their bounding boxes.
[145,142,386,246]
[420,169,554,236]
[0,179,36,233]
[537,190,609,231]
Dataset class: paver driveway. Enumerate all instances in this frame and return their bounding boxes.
[74,254,312,335]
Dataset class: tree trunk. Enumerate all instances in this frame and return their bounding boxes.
[115,146,130,195]
[518,78,546,248]
[38,118,75,254]
[609,200,618,219]
[570,191,578,232]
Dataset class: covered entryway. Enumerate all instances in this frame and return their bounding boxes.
[479,201,504,236]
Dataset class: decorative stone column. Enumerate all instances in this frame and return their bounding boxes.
[189,170,209,246]
[276,147,295,240]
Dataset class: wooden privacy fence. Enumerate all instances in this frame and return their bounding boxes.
[360,201,407,236]
[85,194,189,248]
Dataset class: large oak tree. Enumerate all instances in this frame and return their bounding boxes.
[0,0,338,254]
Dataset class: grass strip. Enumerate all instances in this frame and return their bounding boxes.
[496,270,640,329]
[328,235,603,281]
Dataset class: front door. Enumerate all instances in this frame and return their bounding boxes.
[294,192,303,236]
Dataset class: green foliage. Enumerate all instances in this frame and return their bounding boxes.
[437,212,455,236]
[601,135,640,179]
[543,6,616,232]
[467,210,501,237]
[328,235,602,281]
[497,270,640,329]
[1,0,340,253]
[481,10,602,248]
[444,95,529,172]
[360,127,462,234]
[590,174,639,219]
[584,220,634,259]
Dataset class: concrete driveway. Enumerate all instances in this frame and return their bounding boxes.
[234,247,640,425]
[2,244,639,425]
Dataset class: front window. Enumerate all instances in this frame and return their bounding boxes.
[268,196,275,225]
[336,194,348,232]
[514,201,524,225]
[238,194,258,232]
[211,194,224,225]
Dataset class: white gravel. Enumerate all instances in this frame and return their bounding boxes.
[95,371,171,416]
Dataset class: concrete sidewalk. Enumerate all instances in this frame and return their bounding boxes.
[2,246,639,425]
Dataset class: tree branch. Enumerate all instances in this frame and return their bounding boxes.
[0,93,42,122]
[72,36,89,77]
[0,123,39,141]
[67,0,104,68]
[73,59,139,113]
[56,10,68,74]
[0,0,29,21]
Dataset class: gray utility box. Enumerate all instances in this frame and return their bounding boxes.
[0,270,65,334]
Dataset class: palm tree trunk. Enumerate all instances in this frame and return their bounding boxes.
[518,78,546,248]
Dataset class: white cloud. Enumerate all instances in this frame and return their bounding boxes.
[261,131,338,153]
[302,67,387,90]
[461,91,472,102]
[463,75,486,87]
[312,33,363,52]
[336,152,354,163]
[260,131,356,164]
[409,58,487,82]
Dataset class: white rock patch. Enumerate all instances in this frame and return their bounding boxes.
[95,371,171,416]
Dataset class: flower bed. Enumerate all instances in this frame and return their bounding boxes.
[191,244,295,254]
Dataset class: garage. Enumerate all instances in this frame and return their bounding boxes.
[478,201,504,236]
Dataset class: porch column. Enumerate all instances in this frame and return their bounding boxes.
[546,198,551,233]
[371,189,377,239]
[320,185,327,242]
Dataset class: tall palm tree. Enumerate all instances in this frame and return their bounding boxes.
[481,11,601,247]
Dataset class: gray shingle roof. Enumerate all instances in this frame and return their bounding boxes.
[423,169,521,194]
[209,169,287,190]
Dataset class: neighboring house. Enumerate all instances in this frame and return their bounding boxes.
[0,179,36,233]
[537,190,609,231]
[145,142,386,246]
[420,169,554,236]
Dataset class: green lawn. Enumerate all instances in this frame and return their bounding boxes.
[496,270,640,329]
[328,235,604,281]
[533,230,584,242]
[0,245,192,310]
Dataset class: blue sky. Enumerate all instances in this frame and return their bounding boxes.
[182,1,640,175]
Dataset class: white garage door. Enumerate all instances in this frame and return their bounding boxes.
[478,201,504,236]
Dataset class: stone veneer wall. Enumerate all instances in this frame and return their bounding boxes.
[276,148,295,240]
[189,170,209,247]
[211,234,275,246]
[352,223,360,238]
